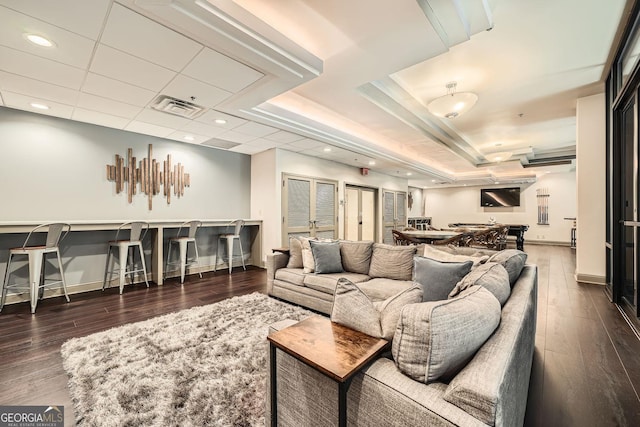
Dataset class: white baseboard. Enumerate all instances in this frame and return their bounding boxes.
[574,273,606,285]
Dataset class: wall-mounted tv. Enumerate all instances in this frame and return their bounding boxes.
[480,187,521,207]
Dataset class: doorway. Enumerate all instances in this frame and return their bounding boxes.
[344,185,377,241]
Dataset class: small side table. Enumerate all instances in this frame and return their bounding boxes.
[267,316,389,427]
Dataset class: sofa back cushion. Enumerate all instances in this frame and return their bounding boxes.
[488,249,527,287]
[413,256,473,302]
[391,286,501,384]
[449,262,511,306]
[368,243,416,281]
[339,240,373,274]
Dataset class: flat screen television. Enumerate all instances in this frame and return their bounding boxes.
[480,187,521,207]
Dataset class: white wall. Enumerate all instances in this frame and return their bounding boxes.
[424,172,576,244]
[251,148,408,262]
[576,93,606,284]
[0,107,252,299]
[408,186,424,218]
[0,107,251,220]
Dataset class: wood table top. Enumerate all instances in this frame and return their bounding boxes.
[267,316,389,382]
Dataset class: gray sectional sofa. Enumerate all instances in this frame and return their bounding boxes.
[265,240,538,426]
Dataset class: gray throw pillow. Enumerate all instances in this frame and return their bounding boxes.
[310,240,343,274]
[488,249,527,287]
[368,243,416,281]
[339,240,373,274]
[413,256,473,301]
[331,278,423,340]
[391,286,501,384]
[449,262,511,306]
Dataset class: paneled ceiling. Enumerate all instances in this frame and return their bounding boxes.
[0,0,630,187]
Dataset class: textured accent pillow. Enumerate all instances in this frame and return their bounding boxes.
[391,286,501,384]
[310,240,343,274]
[300,237,316,273]
[368,243,416,281]
[423,244,489,268]
[286,237,303,269]
[449,262,511,306]
[413,256,473,302]
[488,249,528,287]
[331,278,423,340]
[339,240,373,274]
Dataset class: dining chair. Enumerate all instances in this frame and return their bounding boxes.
[1,223,71,314]
[217,220,246,274]
[102,221,150,294]
[165,220,202,284]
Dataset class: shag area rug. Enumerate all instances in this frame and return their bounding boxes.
[61,293,313,426]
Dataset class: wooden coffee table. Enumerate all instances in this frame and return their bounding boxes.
[267,315,389,427]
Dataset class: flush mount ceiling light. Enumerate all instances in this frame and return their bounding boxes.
[214,118,227,124]
[427,82,478,119]
[24,33,55,47]
[485,151,513,162]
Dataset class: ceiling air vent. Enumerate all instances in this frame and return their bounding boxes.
[150,95,206,119]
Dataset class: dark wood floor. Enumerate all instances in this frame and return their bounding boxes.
[0,246,639,426]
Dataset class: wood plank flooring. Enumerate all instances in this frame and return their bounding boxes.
[0,246,639,426]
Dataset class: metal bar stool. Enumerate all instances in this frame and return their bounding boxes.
[216,219,246,274]
[102,221,150,294]
[1,223,71,314]
[165,220,202,284]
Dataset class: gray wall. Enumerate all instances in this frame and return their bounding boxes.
[0,107,252,302]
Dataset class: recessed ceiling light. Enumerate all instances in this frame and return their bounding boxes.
[184,135,195,141]
[431,179,436,182]
[323,147,332,152]
[24,33,55,47]
[406,172,412,176]
[214,118,227,124]
[29,102,50,110]
[368,161,376,166]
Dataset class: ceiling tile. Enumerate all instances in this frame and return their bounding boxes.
[166,130,211,144]
[162,75,232,109]
[2,91,73,119]
[0,0,111,40]
[182,48,263,93]
[0,6,96,69]
[135,108,192,129]
[264,130,306,143]
[201,139,241,150]
[82,72,156,107]
[0,71,79,105]
[0,45,85,89]
[216,130,257,143]
[71,108,130,129]
[229,144,266,155]
[76,92,142,119]
[179,120,227,138]
[90,44,176,91]
[196,110,247,128]
[244,138,282,150]
[125,120,174,138]
[284,138,324,150]
[233,121,279,137]
[100,4,202,72]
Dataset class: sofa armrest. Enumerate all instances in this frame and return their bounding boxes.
[266,252,289,294]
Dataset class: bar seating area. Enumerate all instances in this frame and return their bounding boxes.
[0,219,262,314]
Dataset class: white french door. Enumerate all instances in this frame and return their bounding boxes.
[382,190,407,244]
[345,185,376,241]
[282,174,338,244]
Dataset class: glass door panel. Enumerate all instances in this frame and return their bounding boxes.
[621,97,637,309]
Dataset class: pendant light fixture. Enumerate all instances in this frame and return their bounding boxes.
[427,82,478,119]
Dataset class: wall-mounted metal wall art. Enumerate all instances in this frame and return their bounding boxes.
[106,144,191,210]
[536,187,549,225]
